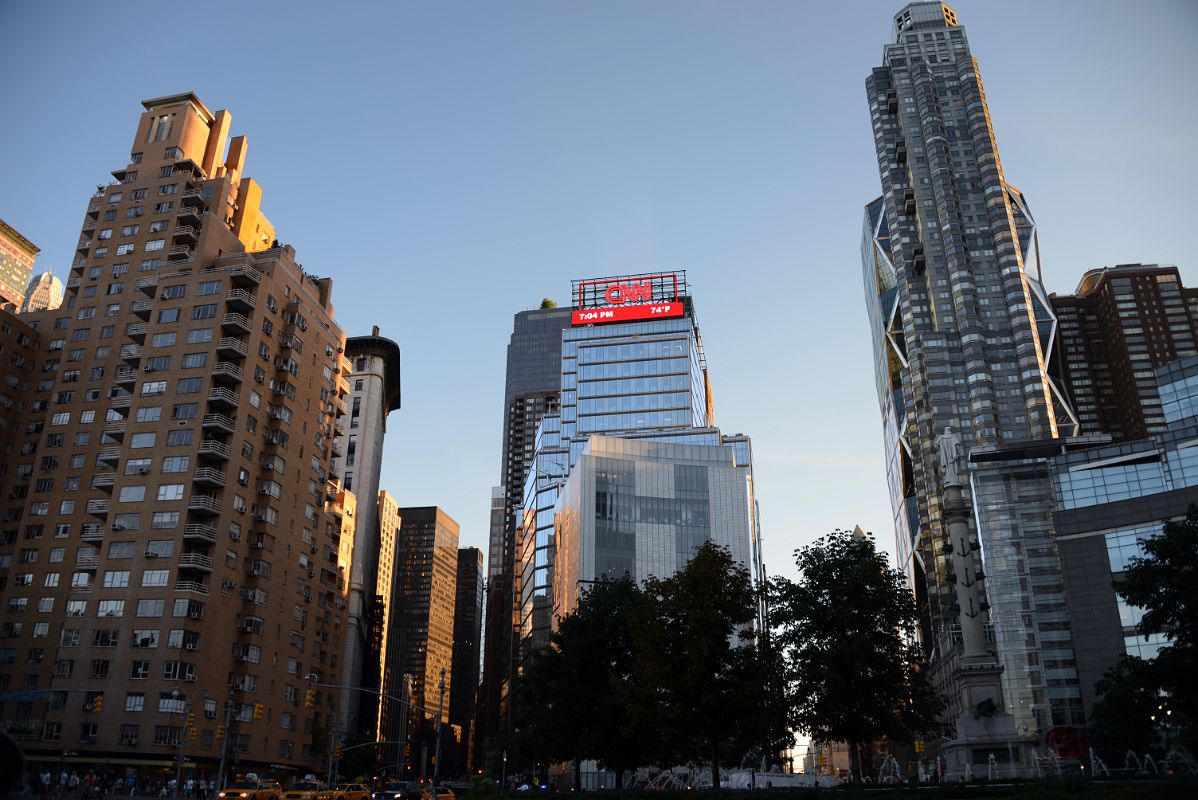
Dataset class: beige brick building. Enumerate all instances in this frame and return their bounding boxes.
[0,92,356,783]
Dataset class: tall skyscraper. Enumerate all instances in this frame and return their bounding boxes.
[477,304,570,771]
[0,218,38,310]
[0,93,354,779]
[1051,264,1198,441]
[376,490,403,771]
[20,271,64,314]
[335,330,401,734]
[394,506,459,778]
[862,4,1083,751]
[449,546,484,776]
[518,273,762,650]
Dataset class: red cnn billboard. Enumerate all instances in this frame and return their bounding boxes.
[571,273,684,326]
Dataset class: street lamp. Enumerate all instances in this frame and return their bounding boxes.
[433,668,446,790]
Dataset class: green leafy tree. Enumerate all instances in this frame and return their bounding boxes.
[769,529,942,779]
[1115,505,1198,752]
[515,577,644,786]
[626,542,774,789]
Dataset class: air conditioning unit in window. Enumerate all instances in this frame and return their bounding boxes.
[112,524,126,531]
[144,551,158,558]
[184,642,198,651]
[188,610,203,620]
[139,467,150,474]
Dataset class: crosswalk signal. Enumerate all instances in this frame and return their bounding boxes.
[305,688,316,709]
[253,702,264,721]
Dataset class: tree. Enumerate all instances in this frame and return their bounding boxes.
[626,542,778,789]
[1088,655,1162,761]
[769,529,942,779]
[540,298,557,309]
[515,577,643,787]
[1115,505,1198,752]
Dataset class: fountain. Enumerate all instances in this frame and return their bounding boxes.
[877,754,904,784]
[1125,750,1145,775]
[1089,748,1110,777]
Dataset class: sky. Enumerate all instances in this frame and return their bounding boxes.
[2,0,1196,578]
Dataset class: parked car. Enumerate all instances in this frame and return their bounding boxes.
[419,788,455,800]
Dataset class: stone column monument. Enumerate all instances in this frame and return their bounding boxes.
[935,427,1032,779]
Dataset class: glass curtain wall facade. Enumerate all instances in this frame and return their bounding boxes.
[1049,355,1198,716]
[863,3,1083,739]
[518,308,713,652]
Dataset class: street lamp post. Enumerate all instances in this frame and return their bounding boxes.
[433,668,446,789]
[173,689,206,800]
[501,751,507,792]
[214,698,236,797]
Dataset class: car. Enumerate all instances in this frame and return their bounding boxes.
[372,783,416,800]
[319,784,372,800]
[218,781,283,800]
[419,788,455,800]
[282,782,324,800]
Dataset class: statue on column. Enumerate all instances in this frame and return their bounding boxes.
[937,425,965,487]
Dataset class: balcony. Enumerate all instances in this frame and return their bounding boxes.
[174,157,203,178]
[114,366,137,385]
[135,276,158,294]
[333,418,346,436]
[172,225,198,244]
[177,204,202,224]
[109,394,131,410]
[216,337,248,359]
[77,555,100,571]
[193,467,227,488]
[80,525,105,543]
[104,420,126,439]
[90,474,116,492]
[211,362,244,384]
[178,552,214,572]
[119,345,142,363]
[201,413,235,434]
[175,580,209,595]
[334,395,348,416]
[86,499,110,517]
[83,221,97,233]
[168,245,193,262]
[197,439,230,461]
[206,387,238,409]
[181,188,205,207]
[187,494,223,516]
[97,448,121,464]
[124,322,147,341]
[183,523,218,544]
[131,299,153,317]
[67,276,81,289]
[221,312,251,333]
[230,266,261,286]
[76,240,90,253]
[226,288,256,312]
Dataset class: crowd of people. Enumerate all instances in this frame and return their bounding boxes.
[8,770,217,800]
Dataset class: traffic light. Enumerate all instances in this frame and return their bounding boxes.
[333,746,342,760]
[187,713,196,728]
[914,739,925,754]
[216,724,226,740]
[253,702,264,721]
[305,688,316,709]
[188,725,198,742]
[91,695,104,714]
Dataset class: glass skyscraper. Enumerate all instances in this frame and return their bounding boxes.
[516,273,761,657]
[862,3,1084,737]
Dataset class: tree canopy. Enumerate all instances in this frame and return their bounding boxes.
[1106,505,1198,753]
[768,528,942,778]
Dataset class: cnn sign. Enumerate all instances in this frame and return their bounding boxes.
[571,273,684,326]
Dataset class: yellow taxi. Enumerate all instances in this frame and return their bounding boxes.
[319,785,372,800]
[419,788,455,800]
[282,781,324,800]
[218,780,283,800]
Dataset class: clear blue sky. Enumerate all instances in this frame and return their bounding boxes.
[2,1,1196,578]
